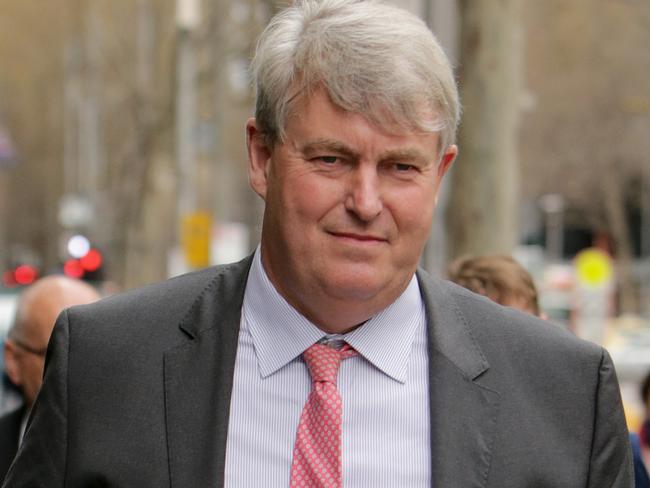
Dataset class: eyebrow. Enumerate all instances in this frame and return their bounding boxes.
[300,139,359,160]
[300,138,432,164]
[379,147,431,164]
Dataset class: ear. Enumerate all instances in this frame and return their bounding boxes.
[437,144,458,179]
[246,118,272,200]
[433,144,458,205]
[4,341,22,388]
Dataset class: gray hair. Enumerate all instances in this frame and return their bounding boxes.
[251,0,460,156]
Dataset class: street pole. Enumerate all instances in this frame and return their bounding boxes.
[174,0,207,274]
[539,193,565,262]
[176,0,198,217]
[421,0,460,275]
[63,42,80,196]
[82,3,102,196]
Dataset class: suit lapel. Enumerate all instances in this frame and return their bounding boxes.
[418,272,501,488]
[163,257,252,487]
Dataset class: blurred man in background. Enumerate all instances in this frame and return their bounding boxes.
[447,254,543,317]
[3,0,633,486]
[0,276,99,481]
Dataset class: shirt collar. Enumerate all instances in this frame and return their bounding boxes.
[242,248,425,383]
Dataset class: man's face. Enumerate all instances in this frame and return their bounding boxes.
[4,313,51,407]
[247,89,456,331]
[7,347,45,407]
[4,280,99,407]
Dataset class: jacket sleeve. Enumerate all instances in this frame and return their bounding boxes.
[2,310,70,487]
[587,348,634,488]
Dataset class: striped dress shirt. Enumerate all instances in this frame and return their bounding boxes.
[223,249,431,487]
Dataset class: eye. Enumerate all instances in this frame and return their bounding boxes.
[319,156,339,164]
[393,163,416,173]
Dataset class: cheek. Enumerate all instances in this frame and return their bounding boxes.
[389,187,436,232]
[286,176,342,221]
[29,358,45,376]
[21,360,41,389]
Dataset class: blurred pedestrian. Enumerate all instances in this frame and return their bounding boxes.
[0,276,99,481]
[631,372,650,487]
[447,254,543,317]
[3,0,632,486]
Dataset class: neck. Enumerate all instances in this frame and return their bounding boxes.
[265,268,408,334]
[272,282,379,333]
[258,243,414,334]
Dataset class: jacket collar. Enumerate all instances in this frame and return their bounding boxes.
[418,270,501,488]
[164,256,253,487]
[418,269,489,380]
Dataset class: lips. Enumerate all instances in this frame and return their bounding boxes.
[328,231,388,243]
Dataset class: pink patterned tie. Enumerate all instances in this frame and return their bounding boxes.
[290,342,357,488]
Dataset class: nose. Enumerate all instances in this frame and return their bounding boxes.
[344,165,383,222]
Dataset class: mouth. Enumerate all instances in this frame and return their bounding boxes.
[327,231,388,244]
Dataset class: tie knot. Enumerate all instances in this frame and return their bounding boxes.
[303,343,356,384]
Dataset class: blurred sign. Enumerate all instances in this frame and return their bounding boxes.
[182,211,211,268]
[575,248,613,288]
[573,248,614,345]
[211,222,249,265]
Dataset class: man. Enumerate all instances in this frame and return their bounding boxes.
[447,254,543,316]
[0,276,99,481]
[4,0,632,486]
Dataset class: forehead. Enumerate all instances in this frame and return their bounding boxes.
[21,286,96,341]
[284,88,441,156]
[21,298,60,339]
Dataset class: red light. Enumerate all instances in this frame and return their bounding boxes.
[63,259,85,279]
[80,249,102,271]
[14,265,38,286]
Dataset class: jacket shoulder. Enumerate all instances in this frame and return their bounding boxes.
[63,256,253,349]
[417,269,603,366]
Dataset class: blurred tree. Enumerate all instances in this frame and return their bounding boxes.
[0,0,68,271]
[446,0,523,259]
[0,0,269,290]
[61,0,179,289]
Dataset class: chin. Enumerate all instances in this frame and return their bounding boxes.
[321,271,389,301]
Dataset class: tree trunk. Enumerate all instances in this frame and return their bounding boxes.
[446,0,522,259]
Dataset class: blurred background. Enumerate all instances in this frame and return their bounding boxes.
[0,0,648,422]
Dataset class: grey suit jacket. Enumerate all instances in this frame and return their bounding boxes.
[0,406,24,483]
[3,256,633,487]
